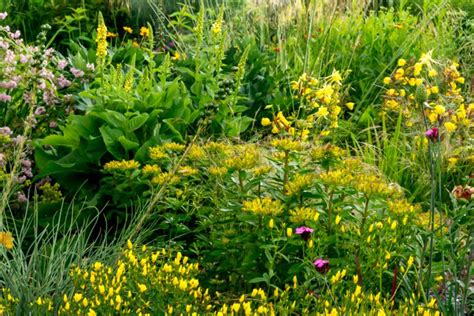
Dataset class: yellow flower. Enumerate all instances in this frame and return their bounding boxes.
[139,26,150,37]
[286,227,293,237]
[242,197,283,216]
[345,102,354,110]
[172,51,181,61]
[407,256,414,268]
[123,26,133,34]
[413,63,423,76]
[444,122,456,133]
[103,160,140,171]
[96,12,108,61]
[397,59,406,67]
[433,105,446,115]
[0,231,14,250]
[87,309,97,316]
[73,293,83,303]
[329,69,342,85]
[261,117,271,126]
[428,69,438,77]
[335,215,341,225]
[137,283,147,293]
[456,77,465,84]
[383,77,391,85]
[430,86,439,94]
[268,218,274,229]
[316,106,329,118]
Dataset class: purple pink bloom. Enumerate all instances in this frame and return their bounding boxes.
[313,258,330,274]
[425,127,439,141]
[295,226,314,241]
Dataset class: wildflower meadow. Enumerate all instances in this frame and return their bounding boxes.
[0,0,473,315]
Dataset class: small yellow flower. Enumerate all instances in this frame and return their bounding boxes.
[139,26,150,37]
[0,231,14,250]
[123,26,133,34]
[428,69,438,77]
[286,227,293,237]
[383,77,391,85]
[137,283,147,293]
[335,215,342,225]
[261,117,272,126]
[172,51,181,61]
[398,59,406,67]
[345,102,354,110]
[444,122,456,133]
[268,218,274,229]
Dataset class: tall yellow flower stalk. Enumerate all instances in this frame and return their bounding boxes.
[96,12,108,66]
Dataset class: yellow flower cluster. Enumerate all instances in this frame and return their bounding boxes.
[103,160,140,171]
[224,144,260,170]
[289,207,320,223]
[271,138,305,152]
[290,71,347,134]
[383,54,472,135]
[285,173,315,196]
[242,196,283,216]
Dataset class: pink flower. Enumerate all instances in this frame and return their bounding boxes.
[295,226,314,241]
[0,12,7,20]
[57,59,68,70]
[313,258,330,274]
[70,67,84,78]
[0,93,11,102]
[425,127,439,141]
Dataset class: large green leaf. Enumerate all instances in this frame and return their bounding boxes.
[99,126,124,159]
[127,113,149,132]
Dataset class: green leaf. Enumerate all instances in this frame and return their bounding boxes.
[127,113,149,132]
[99,126,124,159]
[118,135,139,151]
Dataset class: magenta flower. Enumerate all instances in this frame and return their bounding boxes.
[295,226,314,241]
[425,127,439,141]
[313,258,330,274]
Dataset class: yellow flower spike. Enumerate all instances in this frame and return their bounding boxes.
[293,275,298,289]
[407,256,414,268]
[96,12,108,62]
